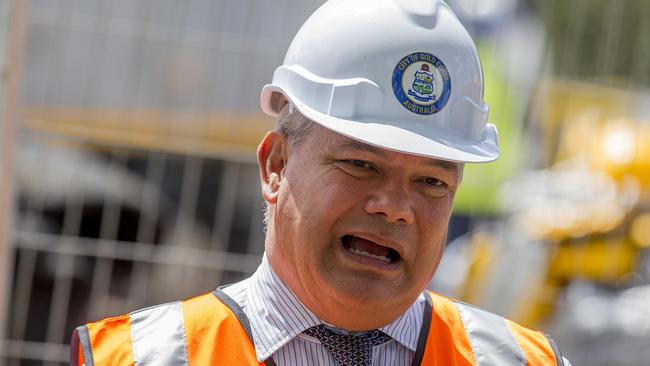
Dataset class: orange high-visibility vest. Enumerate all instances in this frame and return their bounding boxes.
[71,290,564,366]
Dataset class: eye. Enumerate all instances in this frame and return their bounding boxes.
[423,177,446,188]
[335,158,377,178]
[349,159,372,169]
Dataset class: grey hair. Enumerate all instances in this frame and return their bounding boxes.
[262,102,315,229]
[275,102,314,145]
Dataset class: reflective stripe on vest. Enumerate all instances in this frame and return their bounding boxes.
[73,290,560,366]
[130,302,189,365]
[454,301,526,365]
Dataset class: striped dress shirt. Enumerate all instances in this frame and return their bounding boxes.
[222,255,424,365]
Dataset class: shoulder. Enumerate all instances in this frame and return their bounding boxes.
[73,293,227,348]
[426,290,549,340]
[425,291,567,366]
[72,290,258,366]
[220,277,251,307]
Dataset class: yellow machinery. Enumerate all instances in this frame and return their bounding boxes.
[447,79,650,328]
[517,80,650,326]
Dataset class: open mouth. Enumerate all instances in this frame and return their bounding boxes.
[341,235,401,264]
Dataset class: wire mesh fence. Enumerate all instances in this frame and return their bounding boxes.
[1,0,649,365]
[3,1,323,364]
[8,135,266,364]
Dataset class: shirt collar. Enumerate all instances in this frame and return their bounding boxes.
[244,255,424,361]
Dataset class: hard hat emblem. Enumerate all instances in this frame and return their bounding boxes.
[392,52,451,115]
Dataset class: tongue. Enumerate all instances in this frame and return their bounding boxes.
[347,236,391,257]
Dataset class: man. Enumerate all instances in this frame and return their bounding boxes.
[71,0,571,365]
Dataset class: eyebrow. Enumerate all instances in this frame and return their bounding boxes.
[338,139,389,157]
[337,139,463,174]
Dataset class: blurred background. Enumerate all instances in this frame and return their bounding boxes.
[0,0,649,364]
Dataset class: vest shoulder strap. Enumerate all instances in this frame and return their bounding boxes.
[183,290,263,365]
[419,292,476,365]
[421,291,562,366]
[72,291,265,366]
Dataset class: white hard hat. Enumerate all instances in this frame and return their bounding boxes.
[260,0,499,163]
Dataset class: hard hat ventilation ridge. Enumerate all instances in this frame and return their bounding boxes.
[393,0,442,29]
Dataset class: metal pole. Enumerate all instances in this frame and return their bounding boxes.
[0,0,26,342]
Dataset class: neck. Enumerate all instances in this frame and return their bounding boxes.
[265,247,416,331]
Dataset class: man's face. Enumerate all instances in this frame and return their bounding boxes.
[262,124,462,329]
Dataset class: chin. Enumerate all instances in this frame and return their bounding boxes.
[327,276,403,305]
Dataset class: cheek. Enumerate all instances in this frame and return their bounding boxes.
[301,171,363,214]
[413,198,453,260]
[418,196,453,230]
[277,174,341,239]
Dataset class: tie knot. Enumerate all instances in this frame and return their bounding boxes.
[304,325,391,366]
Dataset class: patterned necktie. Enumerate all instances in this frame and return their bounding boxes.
[304,325,391,366]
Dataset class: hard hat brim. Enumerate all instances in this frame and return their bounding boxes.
[261,85,499,164]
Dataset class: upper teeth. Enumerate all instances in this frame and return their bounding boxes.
[347,247,390,263]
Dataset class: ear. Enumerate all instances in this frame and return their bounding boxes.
[257,130,288,205]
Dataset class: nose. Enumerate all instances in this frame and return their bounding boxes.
[364,179,415,225]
